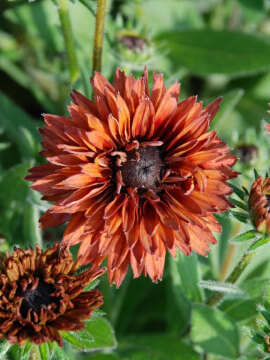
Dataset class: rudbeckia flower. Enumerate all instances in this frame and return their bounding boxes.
[26,68,237,286]
[0,243,105,346]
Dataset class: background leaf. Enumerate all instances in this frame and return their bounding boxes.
[118,334,200,360]
[0,92,41,159]
[156,30,270,76]
[211,88,244,130]
[0,162,31,243]
[62,316,116,352]
[191,304,239,358]
[170,251,203,303]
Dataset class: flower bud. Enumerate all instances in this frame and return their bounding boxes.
[234,144,258,165]
[249,176,270,234]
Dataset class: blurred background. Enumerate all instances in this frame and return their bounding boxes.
[1,0,270,359]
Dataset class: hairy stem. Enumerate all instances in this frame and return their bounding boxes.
[58,0,79,84]
[219,222,241,281]
[92,0,107,75]
[207,250,257,307]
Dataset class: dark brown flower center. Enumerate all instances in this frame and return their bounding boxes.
[20,280,56,317]
[120,146,164,192]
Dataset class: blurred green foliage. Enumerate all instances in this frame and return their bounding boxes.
[1,0,270,359]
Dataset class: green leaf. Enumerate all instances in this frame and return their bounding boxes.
[0,341,10,360]
[259,305,270,325]
[0,91,40,159]
[243,326,265,345]
[85,356,120,360]
[231,230,258,243]
[19,126,38,159]
[18,342,32,360]
[211,89,244,129]
[220,298,260,322]
[170,251,203,303]
[191,304,239,358]
[249,235,270,251]
[0,142,10,151]
[198,281,244,296]
[229,183,247,201]
[141,0,204,34]
[257,319,270,333]
[254,168,259,179]
[156,30,270,76]
[237,0,265,23]
[229,198,248,212]
[0,162,31,241]
[53,344,70,360]
[0,162,30,204]
[119,334,200,360]
[230,211,249,223]
[62,316,116,351]
[220,278,266,322]
[168,256,192,335]
[39,343,50,360]
[264,280,270,311]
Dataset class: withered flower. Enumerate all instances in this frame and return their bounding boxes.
[0,243,105,346]
[26,68,237,286]
[249,176,270,234]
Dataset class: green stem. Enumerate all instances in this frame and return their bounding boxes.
[58,0,79,84]
[207,250,257,307]
[29,345,40,360]
[92,0,107,75]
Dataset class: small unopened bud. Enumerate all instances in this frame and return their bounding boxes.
[235,144,258,165]
[120,35,146,51]
[249,176,270,234]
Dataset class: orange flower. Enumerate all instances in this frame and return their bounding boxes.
[0,243,105,346]
[26,68,237,286]
[249,176,270,234]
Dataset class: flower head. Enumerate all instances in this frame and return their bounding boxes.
[0,243,105,346]
[26,68,237,286]
[249,176,270,234]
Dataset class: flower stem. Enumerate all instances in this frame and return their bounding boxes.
[92,0,107,75]
[58,0,79,84]
[219,222,241,281]
[207,250,257,307]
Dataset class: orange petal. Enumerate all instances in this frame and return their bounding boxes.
[104,193,127,219]
[86,130,116,151]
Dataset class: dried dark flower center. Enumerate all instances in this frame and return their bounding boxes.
[19,280,56,317]
[120,146,164,192]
